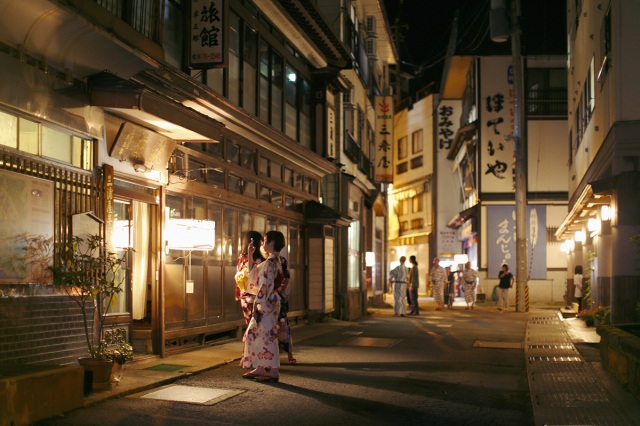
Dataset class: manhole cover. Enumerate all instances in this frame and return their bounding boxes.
[140,385,244,405]
[473,341,524,349]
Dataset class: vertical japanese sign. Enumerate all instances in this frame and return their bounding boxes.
[374,96,393,183]
[190,0,225,68]
[437,101,459,153]
[480,57,515,192]
[487,205,547,279]
[327,106,336,160]
[436,100,461,257]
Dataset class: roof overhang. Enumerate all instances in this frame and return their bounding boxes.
[253,0,351,69]
[555,182,612,240]
[89,72,224,142]
[447,120,478,160]
[447,204,478,229]
[302,200,352,227]
[0,0,156,80]
[441,56,473,100]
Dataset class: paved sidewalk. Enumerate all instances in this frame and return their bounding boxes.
[526,308,640,425]
[83,319,351,407]
[79,301,640,426]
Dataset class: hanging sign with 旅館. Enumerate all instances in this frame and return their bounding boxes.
[189,0,227,68]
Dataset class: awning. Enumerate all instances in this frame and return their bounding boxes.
[300,201,352,227]
[388,181,428,201]
[447,204,478,229]
[89,72,224,142]
[0,0,155,80]
[555,182,612,240]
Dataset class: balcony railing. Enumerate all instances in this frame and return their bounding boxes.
[526,88,568,118]
[95,0,162,42]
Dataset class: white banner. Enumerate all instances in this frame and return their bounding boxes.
[190,0,225,68]
[480,57,515,192]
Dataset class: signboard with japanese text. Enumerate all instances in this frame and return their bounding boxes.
[436,100,460,154]
[480,57,515,192]
[487,205,546,279]
[327,106,336,160]
[374,96,393,183]
[189,0,226,68]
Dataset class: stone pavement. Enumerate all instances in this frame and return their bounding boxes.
[77,301,640,426]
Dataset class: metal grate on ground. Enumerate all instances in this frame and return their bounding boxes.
[525,314,636,426]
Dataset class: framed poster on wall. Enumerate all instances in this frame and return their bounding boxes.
[0,169,54,283]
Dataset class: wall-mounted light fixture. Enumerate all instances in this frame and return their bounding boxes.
[561,238,576,253]
[365,251,375,267]
[601,205,611,221]
[574,230,586,243]
[587,218,601,234]
[133,163,148,173]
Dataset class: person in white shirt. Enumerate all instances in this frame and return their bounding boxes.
[389,256,409,317]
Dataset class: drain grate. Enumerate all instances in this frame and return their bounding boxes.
[528,344,573,350]
[528,356,582,362]
[473,340,524,349]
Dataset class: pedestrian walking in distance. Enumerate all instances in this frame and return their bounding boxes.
[462,261,478,310]
[389,256,408,317]
[429,257,446,311]
[407,256,420,315]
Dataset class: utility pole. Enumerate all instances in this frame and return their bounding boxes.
[492,0,528,311]
[509,0,528,312]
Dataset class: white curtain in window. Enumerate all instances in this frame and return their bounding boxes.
[132,201,150,320]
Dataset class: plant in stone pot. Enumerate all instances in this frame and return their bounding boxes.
[49,234,127,390]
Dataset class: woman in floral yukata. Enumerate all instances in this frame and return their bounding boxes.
[241,230,286,382]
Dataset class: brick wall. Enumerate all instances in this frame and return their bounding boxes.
[0,296,90,365]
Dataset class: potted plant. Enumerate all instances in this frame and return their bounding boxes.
[593,305,611,325]
[578,308,595,326]
[49,234,127,390]
[102,327,133,384]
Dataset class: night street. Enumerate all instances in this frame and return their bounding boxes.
[37,304,536,425]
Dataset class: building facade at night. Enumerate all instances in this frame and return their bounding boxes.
[435,4,570,305]
[387,89,436,295]
[0,0,397,364]
[555,0,640,324]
